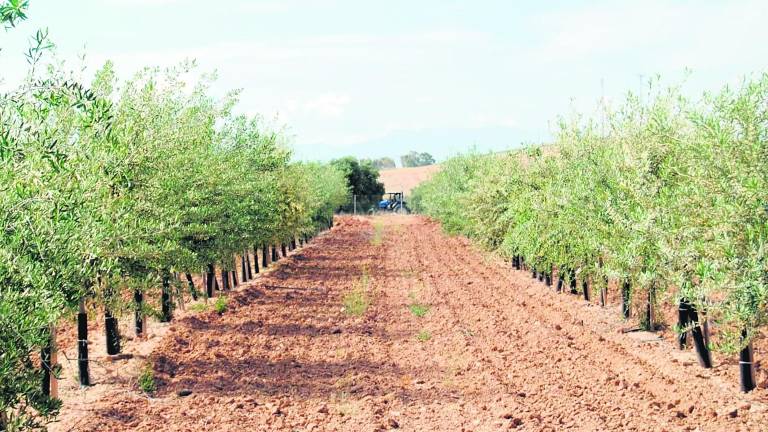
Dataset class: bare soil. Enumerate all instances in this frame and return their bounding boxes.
[379,165,440,195]
[51,215,768,431]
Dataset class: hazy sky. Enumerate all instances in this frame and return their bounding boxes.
[2,0,767,163]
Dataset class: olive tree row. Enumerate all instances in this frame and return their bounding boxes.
[413,75,768,392]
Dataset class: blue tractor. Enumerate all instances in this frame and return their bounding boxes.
[378,192,410,213]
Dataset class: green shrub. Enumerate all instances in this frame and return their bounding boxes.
[138,364,156,394]
[214,296,229,315]
[416,330,432,342]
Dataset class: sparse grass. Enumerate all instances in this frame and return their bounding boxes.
[343,267,372,316]
[189,302,209,313]
[408,303,430,317]
[416,329,432,342]
[370,220,384,246]
[137,363,156,394]
[214,296,228,314]
[342,289,370,316]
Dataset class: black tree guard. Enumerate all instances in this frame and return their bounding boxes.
[582,279,590,302]
[678,299,690,349]
[545,270,552,286]
[740,329,756,393]
[77,299,90,386]
[687,304,712,368]
[241,255,248,282]
[222,271,230,291]
[231,270,238,287]
[272,244,279,262]
[105,308,120,355]
[262,244,269,268]
[185,273,198,300]
[645,288,656,331]
[206,264,216,298]
[134,289,144,336]
[246,253,253,279]
[41,340,53,396]
[569,273,577,295]
[281,243,288,258]
[253,246,260,273]
[161,273,172,322]
[621,280,631,319]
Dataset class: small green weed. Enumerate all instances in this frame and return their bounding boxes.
[408,303,430,317]
[416,330,432,342]
[138,364,156,394]
[214,296,229,314]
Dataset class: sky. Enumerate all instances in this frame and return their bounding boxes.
[1,0,768,163]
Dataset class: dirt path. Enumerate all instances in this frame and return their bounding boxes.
[55,215,768,431]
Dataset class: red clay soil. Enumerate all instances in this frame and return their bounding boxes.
[52,215,768,431]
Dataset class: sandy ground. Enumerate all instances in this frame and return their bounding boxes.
[50,215,768,431]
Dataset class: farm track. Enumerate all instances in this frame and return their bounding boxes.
[56,215,768,431]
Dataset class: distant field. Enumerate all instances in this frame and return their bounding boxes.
[379,164,441,195]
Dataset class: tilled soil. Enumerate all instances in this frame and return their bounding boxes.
[55,215,768,431]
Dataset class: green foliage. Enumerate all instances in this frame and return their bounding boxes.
[331,157,383,212]
[416,330,432,342]
[408,303,430,318]
[137,364,156,394]
[0,0,28,28]
[0,26,348,427]
[413,74,768,354]
[400,151,435,168]
[213,296,229,315]
[365,156,396,170]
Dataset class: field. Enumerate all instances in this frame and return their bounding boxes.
[378,165,441,195]
[49,215,767,431]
